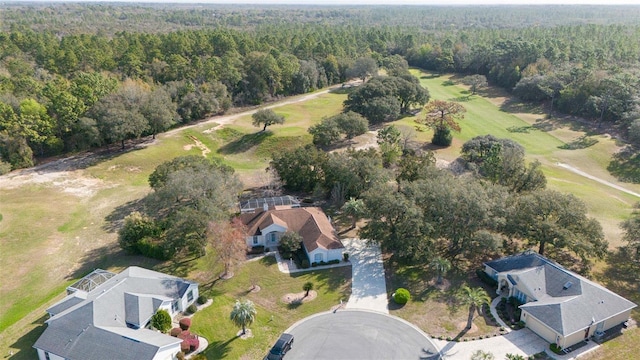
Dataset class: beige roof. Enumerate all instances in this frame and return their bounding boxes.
[239,207,343,252]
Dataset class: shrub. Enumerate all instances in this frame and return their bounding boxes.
[197,295,207,305]
[343,253,349,261]
[187,304,198,314]
[328,259,340,265]
[301,259,310,268]
[150,309,172,333]
[393,288,410,304]
[476,269,498,287]
[549,343,563,354]
[0,160,11,175]
[311,262,318,267]
[179,318,192,331]
[446,337,452,341]
[177,352,186,360]
[170,327,182,337]
[248,245,265,255]
[432,127,452,146]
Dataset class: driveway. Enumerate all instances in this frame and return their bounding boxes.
[285,310,440,360]
[341,238,388,313]
[432,328,549,359]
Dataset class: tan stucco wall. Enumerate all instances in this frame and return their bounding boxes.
[522,311,556,344]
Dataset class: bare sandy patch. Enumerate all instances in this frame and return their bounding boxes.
[282,290,318,304]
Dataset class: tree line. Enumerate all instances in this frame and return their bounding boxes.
[2,4,640,174]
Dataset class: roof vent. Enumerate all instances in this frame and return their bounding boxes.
[563,281,573,290]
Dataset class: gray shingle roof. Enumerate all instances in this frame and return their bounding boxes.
[34,267,194,360]
[486,252,636,336]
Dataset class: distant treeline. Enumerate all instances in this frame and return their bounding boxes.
[1,4,640,172]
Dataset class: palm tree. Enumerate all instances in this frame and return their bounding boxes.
[429,256,451,285]
[341,197,365,229]
[230,299,257,335]
[303,281,314,297]
[457,285,491,330]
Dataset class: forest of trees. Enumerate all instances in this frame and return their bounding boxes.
[1,4,640,175]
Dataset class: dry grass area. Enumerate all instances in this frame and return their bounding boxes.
[384,257,501,340]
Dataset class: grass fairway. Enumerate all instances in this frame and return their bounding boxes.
[413,71,640,248]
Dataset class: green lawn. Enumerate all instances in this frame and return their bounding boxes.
[191,256,351,360]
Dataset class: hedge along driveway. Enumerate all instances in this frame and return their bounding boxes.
[343,238,389,313]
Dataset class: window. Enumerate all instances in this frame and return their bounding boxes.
[187,290,194,302]
[270,233,277,243]
[314,253,323,262]
[44,353,51,360]
[172,300,179,313]
[252,236,259,245]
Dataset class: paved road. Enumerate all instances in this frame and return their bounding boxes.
[285,310,440,360]
[342,238,389,313]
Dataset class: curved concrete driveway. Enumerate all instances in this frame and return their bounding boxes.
[342,238,389,313]
[285,310,440,360]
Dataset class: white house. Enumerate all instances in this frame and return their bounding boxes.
[33,267,199,360]
[484,252,636,350]
[239,205,344,263]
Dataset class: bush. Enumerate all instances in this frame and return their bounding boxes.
[301,259,310,268]
[549,343,563,354]
[343,253,349,261]
[328,259,340,265]
[0,160,11,175]
[247,245,265,255]
[179,318,192,331]
[476,269,498,287]
[150,309,172,333]
[432,127,452,146]
[187,304,197,314]
[170,327,182,337]
[197,295,207,305]
[311,262,318,267]
[393,288,410,304]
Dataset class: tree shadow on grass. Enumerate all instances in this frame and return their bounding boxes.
[201,335,239,359]
[217,131,273,155]
[8,315,47,360]
[103,198,146,233]
[289,266,352,293]
[69,243,161,282]
[608,147,640,184]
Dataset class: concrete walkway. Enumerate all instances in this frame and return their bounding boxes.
[342,238,389,314]
[433,328,548,359]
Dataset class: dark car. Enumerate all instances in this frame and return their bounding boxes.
[266,333,294,360]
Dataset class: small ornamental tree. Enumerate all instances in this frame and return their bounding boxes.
[393,288,410,304]
[303,281,314,297]
[230,299,257,335]
[419,100,466,147]
[150,309,172,333]
[252,109,285,131]
[279,231,302,256]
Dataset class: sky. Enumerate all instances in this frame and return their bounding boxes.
[17,0,640,4]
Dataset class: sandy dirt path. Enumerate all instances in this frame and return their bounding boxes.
[557,162,640,198]
[164,82,359,137]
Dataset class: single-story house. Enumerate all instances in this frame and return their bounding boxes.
[484,252,636,349]
[239,205,344,263]
[33,267,199,360]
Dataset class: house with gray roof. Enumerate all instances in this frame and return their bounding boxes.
[484,252,636,350]
[33,267,198,360]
